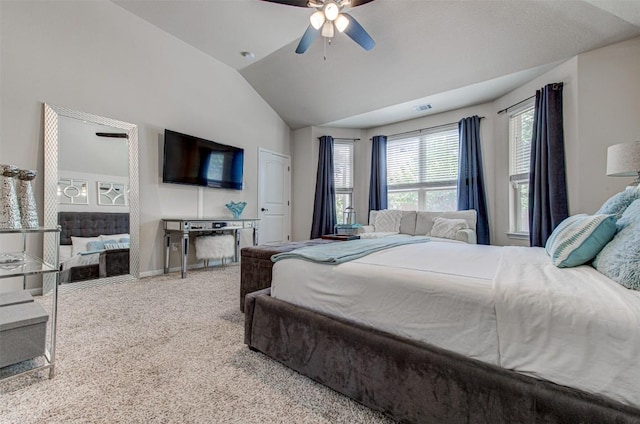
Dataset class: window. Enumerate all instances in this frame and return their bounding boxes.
[509,103,535,235]
[333,141,354,224]
[386,125,458,212]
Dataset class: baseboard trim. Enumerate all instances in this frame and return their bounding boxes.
[141,262,240,279]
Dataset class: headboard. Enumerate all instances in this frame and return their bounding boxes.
[58,212,130,245]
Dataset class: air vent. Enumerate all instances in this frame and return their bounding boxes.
[414,104,432,112]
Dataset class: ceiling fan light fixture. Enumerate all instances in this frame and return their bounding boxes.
[322,21,335,38]
[310,10,325,29]
[324,2,340,21]
[335,14,349,32]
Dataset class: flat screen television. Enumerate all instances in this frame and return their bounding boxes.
[162,129,244,190]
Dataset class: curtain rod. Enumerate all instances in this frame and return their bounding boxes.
[496,95,535,115]
[379,116,485,140]
[496,81,565,115]
[318,137,360,142]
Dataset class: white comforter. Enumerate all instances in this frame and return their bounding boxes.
[272,242,503,365]
[271,242,640,408]
[494,246,640,407]
[60,252,100,271]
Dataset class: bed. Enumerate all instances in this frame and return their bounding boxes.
[244,239,640,423]
[58,212,130,283]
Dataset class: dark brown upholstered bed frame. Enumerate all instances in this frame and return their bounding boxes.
[245,289,640,424]
[58,212,130,283]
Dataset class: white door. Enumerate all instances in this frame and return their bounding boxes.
[258,148,291,244]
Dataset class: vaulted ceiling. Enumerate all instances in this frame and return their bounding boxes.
[114,0,640,129]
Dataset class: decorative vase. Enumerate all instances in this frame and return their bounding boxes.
[0,164,22,229]
[225,201,247,219]
[17,169,39,228]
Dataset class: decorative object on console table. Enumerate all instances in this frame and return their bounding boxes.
[334,223,362,236]
[225,201,247,219]
[0,165,22,229]
[607,141,640,187]
[16,169,39,228]
[343,206,357,226]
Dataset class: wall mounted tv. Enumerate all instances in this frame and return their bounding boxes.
[162,129,244,190]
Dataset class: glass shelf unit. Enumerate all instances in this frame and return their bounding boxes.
[0,226,60,381]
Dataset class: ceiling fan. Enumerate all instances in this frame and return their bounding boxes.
[262,0,376,54]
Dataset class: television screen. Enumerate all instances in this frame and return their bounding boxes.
[162,129,244,190]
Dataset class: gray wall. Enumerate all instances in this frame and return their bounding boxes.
[0,1,290,277]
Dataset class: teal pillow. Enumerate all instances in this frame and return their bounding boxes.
[596,187,640,219]
[593,199,640,290]
[86,240,105,251]
[545,214,617,268]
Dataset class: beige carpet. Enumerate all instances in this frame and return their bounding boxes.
[0,266,391,423]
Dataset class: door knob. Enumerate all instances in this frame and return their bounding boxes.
[261,207,269,212]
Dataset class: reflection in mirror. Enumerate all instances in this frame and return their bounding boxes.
[97,182,128,206]
[57,179,89,205]
[43,104,139,292]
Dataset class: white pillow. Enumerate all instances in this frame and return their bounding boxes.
[70,236,103,256]
[430,217,469,240]
[59,245,73,263]
[374,210,402,233]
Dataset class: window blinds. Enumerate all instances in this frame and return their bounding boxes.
[509,106,535,180]
[333,141,353,190]
[387,125,458,187]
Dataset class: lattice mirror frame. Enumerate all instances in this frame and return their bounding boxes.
[43,103,140,292]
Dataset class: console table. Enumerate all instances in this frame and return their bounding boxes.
[163,218,259,278]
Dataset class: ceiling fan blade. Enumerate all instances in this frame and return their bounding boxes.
[342,13,375,51]
[295,25,320,54]
[349,0,375,7]
[260,0,311,7]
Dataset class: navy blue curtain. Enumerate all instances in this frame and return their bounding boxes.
[529,83,568,247]
[310,136,337,239]
[368,135,388,215]
[457,115,490,245]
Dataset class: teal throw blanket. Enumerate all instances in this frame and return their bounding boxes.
[271,235,429,264]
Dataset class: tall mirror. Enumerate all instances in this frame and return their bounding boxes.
[43,104,139,290]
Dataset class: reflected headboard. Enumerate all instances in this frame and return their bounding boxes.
[58,212,129,245]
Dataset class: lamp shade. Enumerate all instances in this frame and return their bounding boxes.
[322,21,334,38]
[310,11,325,30]
[606,141,640,176]
[324,2,339,21]
[335,14,349,32]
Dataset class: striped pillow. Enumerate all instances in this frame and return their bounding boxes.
[103,242,130,250]
[545,214,617,268]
